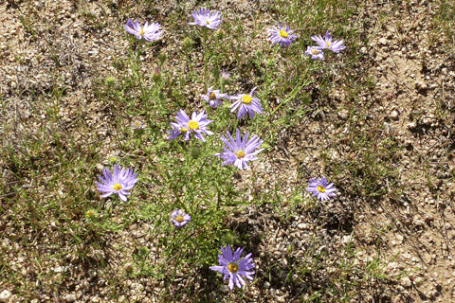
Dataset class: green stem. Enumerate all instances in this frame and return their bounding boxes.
[203,28,208,89]
[269,65,313,118]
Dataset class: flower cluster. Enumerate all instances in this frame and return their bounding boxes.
[116,7,347,293]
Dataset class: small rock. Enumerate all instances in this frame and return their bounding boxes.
[379,38,387,46]
[401,276,412,287]
[423,253,432,264]
[416,80,428,90]
[276,296,286,303]
[422,117,432,125]
[407,122,417,129]
[390,110,399,120]
[342,235,352,245]
[0,290,11,302]
[297,223,307,230]
[63,294,77,302]
[90,296,101,303]
[338,109,349,120]
[386,262,398,271]
[54,266,67,273]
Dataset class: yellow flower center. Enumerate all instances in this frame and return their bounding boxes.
[327,42,331,47]
[180,127,188,133]
[235,150,246,159]
[206,20,210,25]
[279,30,288,38]
[317,185,325,193]
[175,215,184,223]
[227,262,239,273]
[311,49,320,55]
[113,183,123,191]
[86,210,95,218]
[242,95,252,104]
[209,92,217,100]
[139,28,145,36]
[188,121,199,130]
[133,122,141,128]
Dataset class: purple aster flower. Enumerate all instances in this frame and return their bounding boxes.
[170,209,191,229]
[305,46,325,60]
[167,110,213,142]
[268,23,299,47]
[214,129,264,170]
[188,8,222,30]
[202,87,229,108]
[96,165,138,202]
[124,19,163,42]
[311,30,346,53]
[221,69,231,80]
[209,245,255,290]
[307,177,337,201]
[230,87,263,119]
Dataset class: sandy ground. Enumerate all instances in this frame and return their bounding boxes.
[1,0,455,302]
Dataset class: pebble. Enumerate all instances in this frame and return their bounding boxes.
[390,110,399,120]
[338,109,349,120]
[422,118,432,125]
[54,266,70,273]
[0,290,11,302]
[342,235,352,245]
[379,38,387,46]
[297,223,307,230]
[63,294,77,302]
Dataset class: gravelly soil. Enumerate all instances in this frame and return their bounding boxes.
[1,0,454,302]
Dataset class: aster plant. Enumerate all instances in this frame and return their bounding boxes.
[268,23,299,47]
[168,110,213,142]
[214,129,264,170]
[209,245,255,290]
[96,165,138,202]
[170,209,191,229]
[230,87,263,119]
[124,19,163,42]
[305,46,325,60]
[307,177,337,201]
[311,30,346,53]
[188,8,222,30]
[202,87,229,108]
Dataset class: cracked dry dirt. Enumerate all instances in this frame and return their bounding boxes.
[1,0,455,302]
